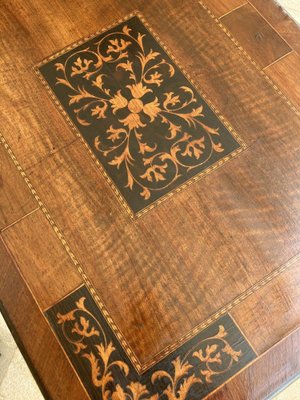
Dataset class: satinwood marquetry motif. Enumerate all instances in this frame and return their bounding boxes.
[38,16,244,216]
[46,286,256,400]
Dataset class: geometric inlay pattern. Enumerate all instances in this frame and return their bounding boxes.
[38,16,244,216]
[46,286,256,400]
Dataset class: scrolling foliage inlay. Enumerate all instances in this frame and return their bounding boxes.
[46,286,256,400]
[38,16,243,216]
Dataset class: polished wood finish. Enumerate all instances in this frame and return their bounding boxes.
[2,209,83,309]
[0,0,299,398]
[0,0,77,170]
[220,3,291,68]
[0,238,89,400]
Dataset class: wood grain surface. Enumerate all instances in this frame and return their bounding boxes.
[220,3,291,68]
[2,209,83,309]
[0,0,299,398]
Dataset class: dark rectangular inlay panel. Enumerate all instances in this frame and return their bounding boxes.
[38,15,244,216]
[46,286,256,400]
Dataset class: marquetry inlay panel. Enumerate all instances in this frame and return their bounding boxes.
[37,15,244,216]
[46,286,256,400]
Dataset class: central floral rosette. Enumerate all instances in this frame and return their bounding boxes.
[109,82,160,130]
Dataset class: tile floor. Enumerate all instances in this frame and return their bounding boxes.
[272,377,300,400]
[0,313,44,399]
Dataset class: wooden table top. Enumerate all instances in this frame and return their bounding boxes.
[1,1,299,399]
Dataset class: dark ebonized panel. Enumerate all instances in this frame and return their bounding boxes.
[38,16,243,216]
[46,286,256,400]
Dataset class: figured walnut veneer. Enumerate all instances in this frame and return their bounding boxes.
[1,0,300,399]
